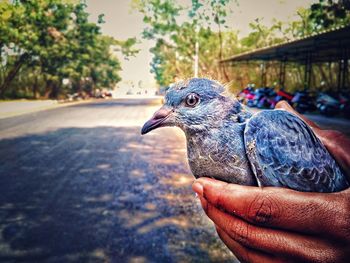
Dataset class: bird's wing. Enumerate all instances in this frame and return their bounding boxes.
[244,110,348,192]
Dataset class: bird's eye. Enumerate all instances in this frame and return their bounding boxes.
[185,93,200,107]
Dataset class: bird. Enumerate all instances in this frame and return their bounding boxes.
[141,78,349,193]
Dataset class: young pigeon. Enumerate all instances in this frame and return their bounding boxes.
[141,78,349,192]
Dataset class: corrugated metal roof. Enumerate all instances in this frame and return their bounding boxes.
[220,25,350,63]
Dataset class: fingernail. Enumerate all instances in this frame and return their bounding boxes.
[192,181,203,197]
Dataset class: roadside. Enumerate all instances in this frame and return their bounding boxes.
[0,99,94,120]
[1,97,349,136]
[0,96,164,120]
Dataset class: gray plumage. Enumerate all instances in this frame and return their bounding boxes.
[141,78,349,192]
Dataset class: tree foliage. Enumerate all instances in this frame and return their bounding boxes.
[134,0,350,92]
[0,0,137,99]
[133,0,235,86]
[309,0,350,29]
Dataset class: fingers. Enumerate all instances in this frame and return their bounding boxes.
[315,130,350,177]
[192,178,350,239]
[201,196,334,262]
[275,101,320,129]
[215,226,282,263]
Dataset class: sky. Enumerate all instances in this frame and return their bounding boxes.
[86,0,317,88]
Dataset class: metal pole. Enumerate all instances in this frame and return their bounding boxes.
[279,59,286,88]
[194,41,199,78]
[304,61,308,91]
[261,62,266,87]
[337,59,343,92]
[340,49,348,90]
[194,26,199,78]
[304,53,312,91]
[308,57,312,90]
[344,58,349,89]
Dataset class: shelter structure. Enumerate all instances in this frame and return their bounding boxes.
[220,26,350,90]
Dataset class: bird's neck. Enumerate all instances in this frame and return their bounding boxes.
[224,99,252,124]
[185,109,255,185]
[184,98,251,138]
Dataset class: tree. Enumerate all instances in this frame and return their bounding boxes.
[309,0,350,30]
[133,0,350,91]
[188,0,236,81]
[0,0,137,98]
[133,0,235,86]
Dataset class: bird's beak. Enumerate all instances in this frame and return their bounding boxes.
[141,106,174,135]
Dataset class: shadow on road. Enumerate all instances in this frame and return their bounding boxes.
[0,126,233,262]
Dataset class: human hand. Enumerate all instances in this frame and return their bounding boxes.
[192,101,350,262]
[192,178,350,262]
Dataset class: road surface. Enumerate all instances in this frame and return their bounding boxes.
[1,99,349,263]
[0,99,235,263]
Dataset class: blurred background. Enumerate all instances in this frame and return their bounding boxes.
[0,0,350,262]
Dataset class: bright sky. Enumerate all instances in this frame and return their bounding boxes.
[86,0,317,87]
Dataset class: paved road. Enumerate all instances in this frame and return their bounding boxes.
[1,99,349,263]
[0,99,234,263]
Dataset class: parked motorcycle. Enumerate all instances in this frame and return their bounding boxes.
[316,92,340,116]
[274,89,294,104]
[245,90,257,107]
[237,85,257,107]
[256,87,277,109]
[263,89,295,109]
[292,91,316,113]
[237,86,254,104]
[339,92,350,117]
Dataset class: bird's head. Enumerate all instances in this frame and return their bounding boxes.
[141,78,241,135]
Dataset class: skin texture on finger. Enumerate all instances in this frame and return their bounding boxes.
[275,100,350,178]
[200,196,337,262]
[193,178,350,240]
[317,130,350,178]
[215,226,282,263]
